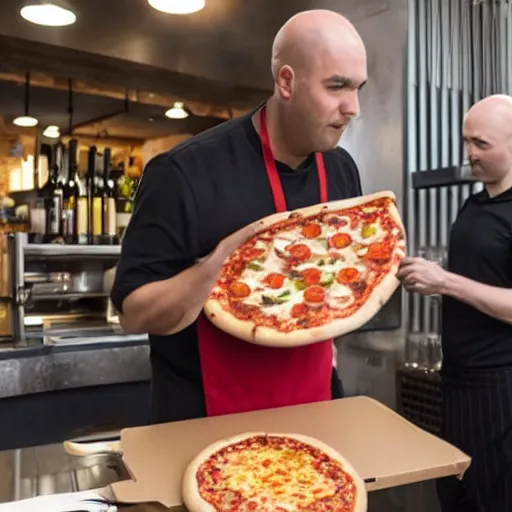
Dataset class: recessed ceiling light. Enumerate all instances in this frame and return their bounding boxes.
[165,101,189,119]
[148,0,205,15]
[13,116,38,127]
[20,4,76,27]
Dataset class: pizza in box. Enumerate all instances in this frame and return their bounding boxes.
[204,191,406,346]
[182,431,367,512]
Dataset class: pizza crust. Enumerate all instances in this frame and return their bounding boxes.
[204,190,406,347]
[205,272,400,347]
[181,431,368,512]
[248,190,403,233]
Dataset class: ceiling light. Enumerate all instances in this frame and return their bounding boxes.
[14,72,38,127]
[165,102,189,119]
[20,4,76,27]
[43,125,60,138]
[148,0,205,15]
[13,116,38,127]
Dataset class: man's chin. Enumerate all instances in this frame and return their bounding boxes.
[318,137,343,153]
[317,143,339,153]
[469,167,485,179]
[471,171,496,184]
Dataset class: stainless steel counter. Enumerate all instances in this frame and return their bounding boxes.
[0,438,168,511]
[0,337,152,451]
[0,339,150,399]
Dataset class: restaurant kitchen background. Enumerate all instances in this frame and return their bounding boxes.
[0,0,509,511]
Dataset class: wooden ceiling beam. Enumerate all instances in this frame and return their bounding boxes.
[0,68,250,120]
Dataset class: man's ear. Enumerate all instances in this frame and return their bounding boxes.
[275,65,294,101]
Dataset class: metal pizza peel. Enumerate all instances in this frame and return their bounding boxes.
[63,439,131,483]
[63,440,186,511]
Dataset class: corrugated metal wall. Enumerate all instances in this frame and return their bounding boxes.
[406,0,512,334]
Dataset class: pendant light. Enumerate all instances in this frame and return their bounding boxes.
[165,101,189,119]
[20,3,76,27]
[43,125,60,138]
[13,72,38,128]
[67,77,74,136]
[148,0,205,15]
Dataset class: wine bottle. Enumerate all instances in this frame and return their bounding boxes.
[62,139,79,238]
[85,146,104,241]
[40,143,63,236]
[76,169,89,244]
[102,148,117,237]
[86,147,95,241]
[92,153,103,238]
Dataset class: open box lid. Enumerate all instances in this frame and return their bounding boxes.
[109,396,471,509]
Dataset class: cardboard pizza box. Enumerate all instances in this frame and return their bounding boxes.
[101,396,470,509]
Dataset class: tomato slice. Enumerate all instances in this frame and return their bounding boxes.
[302,223,322,239]
[229,281,251,298]
[329,232,352,249]
[232,261,244,273]
[366,241,392,261]
[302,268,322,286]
[304,285,326,304]
[291,303,308,318]
[336,267,360,284]
[264,273,285,289]
[286,243,312,262]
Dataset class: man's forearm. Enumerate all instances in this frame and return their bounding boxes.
[117,218,264,335]
[441,272,512,324]
[119,255,223,335]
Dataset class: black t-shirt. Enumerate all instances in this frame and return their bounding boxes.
[442,185,512,370]
[111,109,363,422]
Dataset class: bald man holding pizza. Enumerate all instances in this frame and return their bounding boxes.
[111,10,369,424]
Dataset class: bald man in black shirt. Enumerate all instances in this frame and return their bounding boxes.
[399,94,512,512]
[111,10,368,424]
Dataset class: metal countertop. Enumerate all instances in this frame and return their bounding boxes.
[0,438,167,511]
[0,337,150,399]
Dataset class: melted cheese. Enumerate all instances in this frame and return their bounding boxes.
[300,238,329,256]
[241,261,305,319]
[273,236,294,254]
[235,215,392,322]
[254,239,269,251]
[219,446,337,510]
[273,235,329,258]
[327,283,355,310]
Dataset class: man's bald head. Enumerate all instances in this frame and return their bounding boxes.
[463,94,512,192]
[464,94,512,138]
[265,9,367,157]
[271,10,365,80]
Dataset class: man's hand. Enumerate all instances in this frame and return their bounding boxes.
[206,219,266,269]
[397,257,449,295]
[399,256,512,324]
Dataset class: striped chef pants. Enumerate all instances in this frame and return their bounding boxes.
[436,365,512,512]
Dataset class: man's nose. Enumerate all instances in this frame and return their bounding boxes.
[466,143,477,161]
[341,91,360,119]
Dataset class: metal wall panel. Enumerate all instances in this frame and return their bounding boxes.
[407,0,511,334]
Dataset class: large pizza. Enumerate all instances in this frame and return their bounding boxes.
[181,432,367,512]
[204,191,406,346]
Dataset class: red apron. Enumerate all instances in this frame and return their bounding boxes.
[196,106,334,417]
